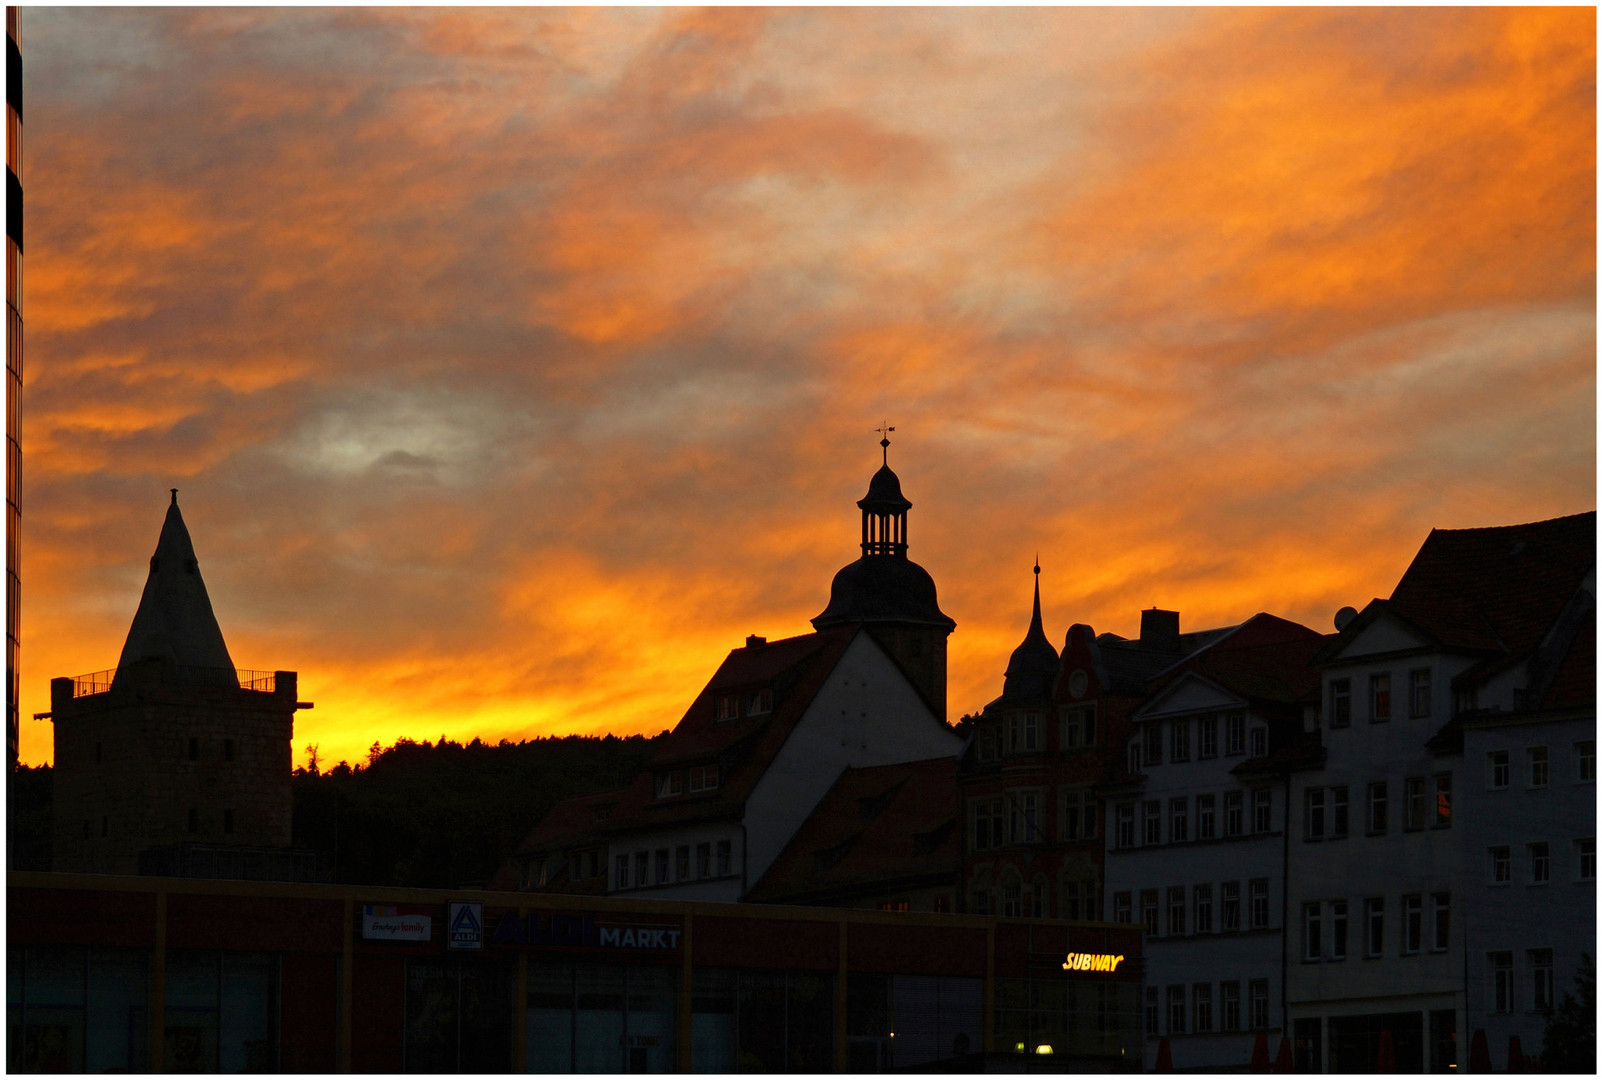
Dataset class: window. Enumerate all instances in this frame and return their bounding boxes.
[1171,718,1190,762]
[1433,773,1452,827]
[1063,791,1081,841]
[1577,838,1596,881]
[1000,882,1022,918]
[716,840,731,876]
[1010,712,1039,753]
[632,851,647,885]
[1303,902,1322,960]
[1193,983,1213,1033]
[1114,891,1132,925]
[1364,898,1384,957]
[1061,880,1081,920]
[1409,668,1431,718]
[1170,797,1188,842]
[1529,746,1549,788]
[223,738,235,762]
[655,849,669,885]
[223,809,234,835]
[1222,882,1241,931]
[1249,727,1267,759]
[878,899,910,913]
[1032,878,1046,917]
[1145,987,1159,1036]
[616,854,630,889]
[1168,887,1186,936]
[187,808,199,833]
[1226,711,1246,755]
[1061,703,1096,748]
[1198,794,1216,839]
[1224,792,1244,837]
[974,799,1003,851]
[1530,949,1554,1012]
[1249,980,1269,1029]
[1366,781,1388,834]
[1128,741,1142,774]
[1331,786,1349,837]
[1490,952,1514,1013]
[1080,794,1097,839]
[748,687,773,714]
[1010,791,1041,844]
[1489,750,1510,789]
[676,846,689,880]
[1194,884,1213,933]
[1116,804,1135,849]
[1489,845,1511,884]
[1221,982,1242,1031]
[689,764,719,792]
[1404,777,1427,830]
[1199,714,1218,757]
[95,741,103,764]
[188,737,199,761]
[658,772,683,798]
[1369,673,1391,723]
[1143,800,1162,845]
[1142,723,1163,768]
[1330,901,1348,960]
[1141,890,1159,935]
[715,695,741,721]
[1168,985,1186,1034]
[1305,789,1326,840]
[1252,789,1271,833]
[1528,841,1550,884]
[1402,895,1422,954]
[1432,893,1450,951]
[1249,880,1269,929]
[696,842,710,879]
[1329,679,1351,728]
[1578,740,1596,783]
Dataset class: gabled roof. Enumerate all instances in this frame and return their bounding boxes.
[521,628,869,845]
[744,756,958,904]
[1144,614,1327,714]
[512,788,627,855]
[115,493,236,682]
[1387,512,1595,655]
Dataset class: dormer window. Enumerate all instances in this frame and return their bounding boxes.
[688,764,719,792]
[592,804,612,824]
[715,695,741,721]
[748,688,773,715]
[1250,727,1267,759]
[658,772,684,798]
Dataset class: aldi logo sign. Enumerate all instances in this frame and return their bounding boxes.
[447,902,484,951]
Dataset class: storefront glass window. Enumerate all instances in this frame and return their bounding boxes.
[7,946,151,1074]
[527,960,677,1073]
[405,957,510,1073]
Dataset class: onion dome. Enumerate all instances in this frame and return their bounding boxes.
[998,562,1059,705]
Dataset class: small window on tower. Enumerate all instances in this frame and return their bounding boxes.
[95,742,103,764]
[187,737,199,761]
[224,739,235,762]
[187,808,199,833]
[224,809,234,834]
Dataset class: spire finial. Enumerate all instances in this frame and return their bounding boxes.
[171,488,178,506]
[875,421,895,465]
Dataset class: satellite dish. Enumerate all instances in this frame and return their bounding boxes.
[1333,606,1358,631]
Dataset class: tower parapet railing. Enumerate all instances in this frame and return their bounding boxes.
[68,665,281,698]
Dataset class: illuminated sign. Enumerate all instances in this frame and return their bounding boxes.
[1061,952,1124,973]
[361,905,431,941]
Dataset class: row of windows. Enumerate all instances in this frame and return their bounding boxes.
[1327,668,1430,728]
[970,788,1099,851]
[97,808,239,838]
[1302,892,1449,962]
[1129,712,1263,770]
[1146,979,1270,1036]
[1115,789,1272,849]
[1303,774,1453,840]
[1488,949,1555,1014]
[1485,742,1593,789]
[613,841,732,890]
[975,703,1099,760]
[1487,839,1593,885]
[1114,880,1271,937]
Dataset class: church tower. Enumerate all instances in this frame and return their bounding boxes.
[48,493,305,874]
[812,433,956,719]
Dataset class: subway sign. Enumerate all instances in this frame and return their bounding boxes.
[1061,952,1125,973]
[492,912,682,951]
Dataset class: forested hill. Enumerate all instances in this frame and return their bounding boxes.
[7,733,664,887]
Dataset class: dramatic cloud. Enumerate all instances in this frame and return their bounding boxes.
[16,8,1594,766]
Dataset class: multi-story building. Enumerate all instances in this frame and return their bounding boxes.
[506,444,963,902]
[46,493,309,875]
[1102,613,1325,1071]
[1287,512,1595,1073]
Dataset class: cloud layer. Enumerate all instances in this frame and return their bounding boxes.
[16,7,1594,766]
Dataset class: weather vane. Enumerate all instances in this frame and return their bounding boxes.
[876,421,895,465]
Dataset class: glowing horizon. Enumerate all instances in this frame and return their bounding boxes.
[15,7,1595,768]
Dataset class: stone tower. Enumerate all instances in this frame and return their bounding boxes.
[49,492,303,874]
[812,435,957,719]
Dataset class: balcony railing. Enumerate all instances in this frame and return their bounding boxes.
[70,666,279,698]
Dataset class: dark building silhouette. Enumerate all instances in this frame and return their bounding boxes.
[47,493,309,875]
[812,435,956,720]
[7,4,23,793]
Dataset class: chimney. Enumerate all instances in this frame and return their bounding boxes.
[1139,608,1180,653]
[745,635,767,649]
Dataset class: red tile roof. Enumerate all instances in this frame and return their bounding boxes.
[744,756,959,904]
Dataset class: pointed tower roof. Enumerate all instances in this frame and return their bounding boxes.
[115,490,236,682]
[998,561,1059,706]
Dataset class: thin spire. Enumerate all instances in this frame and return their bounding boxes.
[171,488,178,506]
[876,421,895,465]
[1030,558,1044,637]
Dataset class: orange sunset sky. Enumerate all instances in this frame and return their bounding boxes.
[13,6,1596,768]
